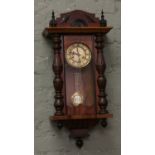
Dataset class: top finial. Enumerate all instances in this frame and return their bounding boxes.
[101,10,104,17]
[100,10,107,27]
[52,11,55,18]
[49,10,56,27]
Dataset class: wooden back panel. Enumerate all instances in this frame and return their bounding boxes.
[63,35,97,116]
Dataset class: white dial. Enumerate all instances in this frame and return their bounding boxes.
[65,43,91,68]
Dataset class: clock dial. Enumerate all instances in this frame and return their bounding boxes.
[65,43,91,68]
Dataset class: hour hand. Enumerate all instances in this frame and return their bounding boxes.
[72,51,80,57]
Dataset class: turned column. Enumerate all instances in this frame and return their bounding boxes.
[95,33,108,114]
[52,34,64,115]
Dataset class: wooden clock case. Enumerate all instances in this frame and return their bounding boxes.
[43,10,113,148]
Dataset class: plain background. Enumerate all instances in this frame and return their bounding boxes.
[0,0,155,155]
[34,0,120,155]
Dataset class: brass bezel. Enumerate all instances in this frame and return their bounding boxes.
[65,43,91,68]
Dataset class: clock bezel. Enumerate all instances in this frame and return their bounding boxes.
[65,42,92,69]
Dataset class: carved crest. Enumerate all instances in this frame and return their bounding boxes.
[56,10,100,27]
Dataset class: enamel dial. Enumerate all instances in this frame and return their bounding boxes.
[65,43,91,68]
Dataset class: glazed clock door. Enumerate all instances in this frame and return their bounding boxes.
[64,35,97,116]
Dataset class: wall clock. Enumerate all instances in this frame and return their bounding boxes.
[43,10,113,148]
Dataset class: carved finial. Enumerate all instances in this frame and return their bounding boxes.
[101,9,104,18]
[100,10,107,27]
[49,10,57,27]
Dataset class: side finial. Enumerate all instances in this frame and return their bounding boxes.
[100,10,107,27]
[49,10,57,27]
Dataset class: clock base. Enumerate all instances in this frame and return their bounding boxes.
[50,113,113,120]
[50,114,113,148]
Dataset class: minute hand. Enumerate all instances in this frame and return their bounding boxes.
[76,47,81,56]
[77,47,82,63]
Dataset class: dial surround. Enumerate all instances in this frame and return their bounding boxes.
[65,43,91,68]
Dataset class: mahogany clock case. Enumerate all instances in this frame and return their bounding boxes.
[43,10,113,148]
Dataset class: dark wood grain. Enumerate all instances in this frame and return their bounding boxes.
[95,33,108,114]
[56,10,100,27]
[43,27,112,37]
[63,35,96,116]
[52,34,64,115]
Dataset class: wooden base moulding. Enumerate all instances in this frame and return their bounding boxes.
[50,113,113,121]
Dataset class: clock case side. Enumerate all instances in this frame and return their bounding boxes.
[43,10,113,148]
